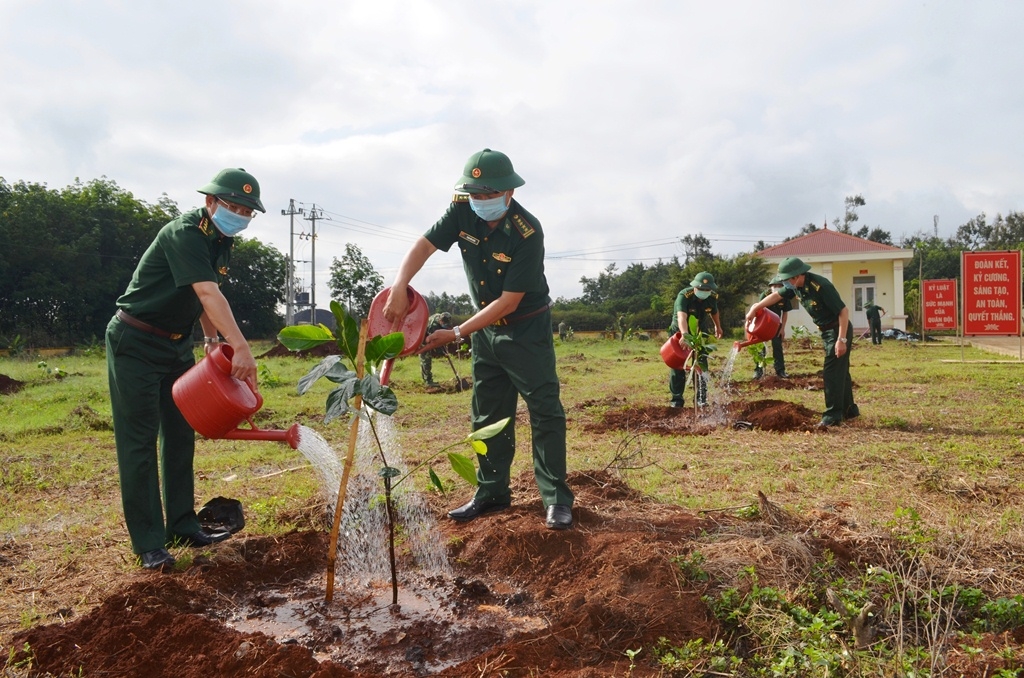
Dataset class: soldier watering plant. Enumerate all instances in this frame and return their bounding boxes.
[746,256,858,428]
[106,168,264,570]
[382,149,574,530]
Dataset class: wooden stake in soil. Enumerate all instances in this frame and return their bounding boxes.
[325,319,369,603]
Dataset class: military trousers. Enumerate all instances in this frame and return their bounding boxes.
[469,310,573,509]
[820,321,856,424]
[106,316,202,554]
[758,332,786,375]
[668,352,709,405]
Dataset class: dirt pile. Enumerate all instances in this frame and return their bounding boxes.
[11,472,722,677]
[586,398,820,435]
[0,374,24,395]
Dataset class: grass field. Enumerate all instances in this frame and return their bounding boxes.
[2,332,1024,674]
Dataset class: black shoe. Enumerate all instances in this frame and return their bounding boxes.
[845,406,861,420]
[448,498,511,522]
[776,371,789,378]
[168,527,232,548]
[139,548,175,570]
[816,418,842,429]
[545,505,573,530]
[753,369,764,380]
[669,401,684,408]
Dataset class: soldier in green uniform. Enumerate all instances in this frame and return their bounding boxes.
[746,257,858,427]
[420,311,453,386]
[865,301,885,345]
[382,149,573,530]
[754,281,792,379]
[667,272,723,407]
[105,168,264,569]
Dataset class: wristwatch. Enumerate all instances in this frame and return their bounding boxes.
[453,325,462,342]
[838,337,847,343]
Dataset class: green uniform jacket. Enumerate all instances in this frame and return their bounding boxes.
[778,272,843,329]
[669,287,719,335]
[116,209,233,333]
[424,195,551,315]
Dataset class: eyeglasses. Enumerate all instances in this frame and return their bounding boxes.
[217,198,256,218]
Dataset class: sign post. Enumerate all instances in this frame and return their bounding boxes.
[961,250,1022,360]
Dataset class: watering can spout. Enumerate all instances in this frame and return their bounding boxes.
[223,423,301,450]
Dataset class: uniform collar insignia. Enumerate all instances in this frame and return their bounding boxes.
[512,213,535,238]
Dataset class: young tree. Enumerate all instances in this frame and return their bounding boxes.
[327,243,384,319]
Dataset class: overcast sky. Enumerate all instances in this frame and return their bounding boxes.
[3,1,1022,306]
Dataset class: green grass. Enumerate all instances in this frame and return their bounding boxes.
[3,335,1024,672]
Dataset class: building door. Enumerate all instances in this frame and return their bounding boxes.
[851,276,876,330]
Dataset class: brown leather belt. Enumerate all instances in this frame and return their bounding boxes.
[493,304,551,327]
[116,309,186,341]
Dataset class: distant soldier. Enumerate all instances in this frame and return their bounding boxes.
[420,312,453,387]
[667,272,723,407]
[558,320,567,340]
[618,314,627,341]
[865,301,886,345]
[754,281,792,379]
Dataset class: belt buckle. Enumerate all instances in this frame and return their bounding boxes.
[493,318,508,327]
[170,333,183,340]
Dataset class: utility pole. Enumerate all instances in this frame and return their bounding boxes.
[303,205,325,324]
[281,199,304,325]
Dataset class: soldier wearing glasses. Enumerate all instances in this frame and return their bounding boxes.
[106,168,263,569]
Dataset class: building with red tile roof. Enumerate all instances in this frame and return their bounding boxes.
[757,228,914,332]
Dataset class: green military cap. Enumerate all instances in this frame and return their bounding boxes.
[689,271,718,291]
[440,312,452,324]
[454,149,525,193]
[197,168,266,213]
[770,256,813,284]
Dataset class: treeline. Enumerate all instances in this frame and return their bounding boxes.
[0,177,287,347]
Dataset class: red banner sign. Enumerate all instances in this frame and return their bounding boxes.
[921,279,957,331]
[962,250,1021,336]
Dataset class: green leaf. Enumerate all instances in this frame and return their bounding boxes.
[278,324,336,352]
[467,417,510,441]
[471,439,487,455]
[447,452,478,486]
[360,375,398,415]
[428,467,445,494]
[378,466,401,479]
[330,300,361,365]
[324,385,354,423]
[297,355,344,394]
[365,332,406,368]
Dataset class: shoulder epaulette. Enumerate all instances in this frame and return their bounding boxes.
[197,215,214,237]
[512,213,535,238]
[452,193,469,203]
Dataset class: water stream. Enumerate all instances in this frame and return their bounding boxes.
[293,418,450,588]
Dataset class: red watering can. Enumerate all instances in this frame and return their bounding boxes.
[172,344,300,449]
[734,307,781,350]
[367,285,429,386]
[660,332,695,371]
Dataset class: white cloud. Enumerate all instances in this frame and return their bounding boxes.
[3,0,1024,304]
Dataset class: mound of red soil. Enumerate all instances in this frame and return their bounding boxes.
[259,342,341,359]
[11,471,720,677]
[0,373,24,395]
[735,399,820,432]
[586,399,820,435]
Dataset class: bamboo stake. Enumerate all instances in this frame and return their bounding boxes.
[325,319,369,603]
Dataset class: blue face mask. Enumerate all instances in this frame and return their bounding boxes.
[782,281,797,292]
[211,203,252,236]
[468,194,509,222]
[694,289,712,300]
